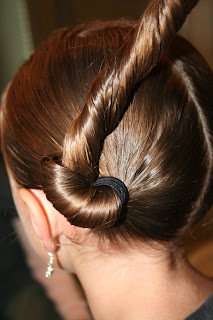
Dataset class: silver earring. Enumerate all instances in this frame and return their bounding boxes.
[45,252,54,279]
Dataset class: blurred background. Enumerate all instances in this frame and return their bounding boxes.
[0,0,212,319]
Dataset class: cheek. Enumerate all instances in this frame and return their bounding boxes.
[11,186,48,263]
[13,218,53,283]
[13,216,47,263]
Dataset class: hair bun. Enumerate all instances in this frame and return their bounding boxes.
[41,156,127,229]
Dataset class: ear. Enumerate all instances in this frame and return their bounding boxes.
[18,188,76,252]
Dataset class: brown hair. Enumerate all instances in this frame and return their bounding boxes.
[1,0,213,245]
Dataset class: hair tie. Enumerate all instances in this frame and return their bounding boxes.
[92,176,129,205]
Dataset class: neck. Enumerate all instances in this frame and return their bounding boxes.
[60,239,213,320]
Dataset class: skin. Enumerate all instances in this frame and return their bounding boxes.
[14,219,92,320]
[8,174,213,320]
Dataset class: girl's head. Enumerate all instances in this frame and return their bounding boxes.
[1,0,213,249]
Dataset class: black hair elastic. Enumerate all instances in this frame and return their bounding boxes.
[92,176,129,205]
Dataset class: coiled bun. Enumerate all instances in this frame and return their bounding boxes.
[41,157,125,228]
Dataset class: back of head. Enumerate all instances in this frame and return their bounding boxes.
[1,0,213,246]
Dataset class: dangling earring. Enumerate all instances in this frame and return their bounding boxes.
[45,252,54,279]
